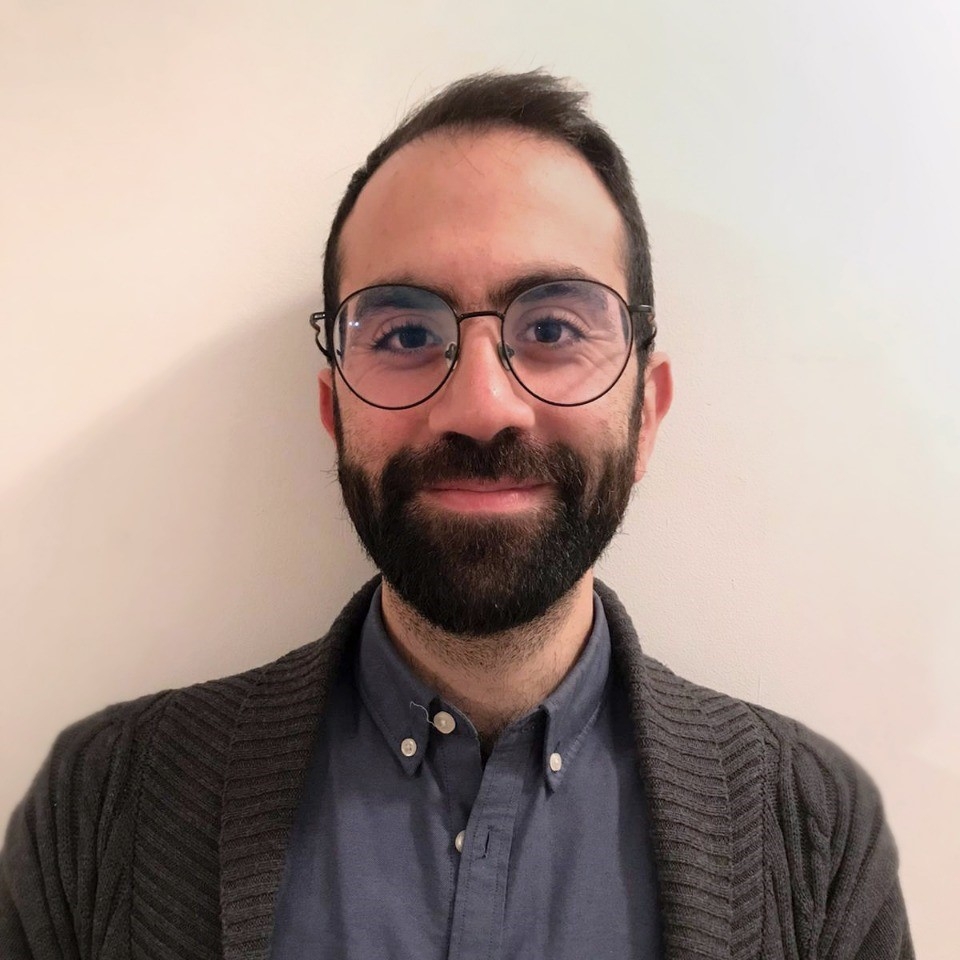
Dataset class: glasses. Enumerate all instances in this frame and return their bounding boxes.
[310,278,655,410]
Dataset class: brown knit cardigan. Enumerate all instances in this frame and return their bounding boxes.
[0,579,913,959]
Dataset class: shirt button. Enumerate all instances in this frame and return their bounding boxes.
[549,752,563,772]
[454,830,466,853]
[400,737,418,757]
[433,710,456,734]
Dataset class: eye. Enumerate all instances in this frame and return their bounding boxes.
[531,319,574,344]
[370,319,445,353]
[514,312,588,348]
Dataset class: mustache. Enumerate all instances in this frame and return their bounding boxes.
[377,429,586,497]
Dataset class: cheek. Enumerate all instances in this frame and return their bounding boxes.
[336,396,424,471]
[542,391,635,452]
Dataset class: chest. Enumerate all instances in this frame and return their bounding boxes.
[269,676,663,960]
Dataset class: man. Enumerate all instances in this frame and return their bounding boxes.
[1,71,912,959]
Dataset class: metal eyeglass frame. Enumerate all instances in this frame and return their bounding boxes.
[308,279,656,411]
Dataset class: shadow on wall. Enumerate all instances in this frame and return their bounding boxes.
[0,301,373,818]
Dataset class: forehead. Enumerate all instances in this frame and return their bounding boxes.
[337,126,628,306]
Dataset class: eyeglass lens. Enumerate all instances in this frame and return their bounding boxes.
[333,280,633,408]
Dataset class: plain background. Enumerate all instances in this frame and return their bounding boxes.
[2,1,957,955]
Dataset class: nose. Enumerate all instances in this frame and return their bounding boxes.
[427,317,536,441]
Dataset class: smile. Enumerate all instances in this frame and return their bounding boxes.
[420,480,552,514]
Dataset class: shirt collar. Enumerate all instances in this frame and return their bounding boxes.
[356,585,611,788]
[356,585,435,775]
[538,591,611,791]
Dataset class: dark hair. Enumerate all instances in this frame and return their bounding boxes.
[321,70,656,361]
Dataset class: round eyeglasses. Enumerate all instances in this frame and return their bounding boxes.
[309,278,655,410]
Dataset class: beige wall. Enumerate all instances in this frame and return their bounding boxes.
[2,1,957,954]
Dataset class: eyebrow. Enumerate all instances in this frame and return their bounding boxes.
[512,279,612,312]
[365,265,613,312]
[355,285,441,313]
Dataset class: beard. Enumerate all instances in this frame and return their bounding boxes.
[336,409,640,636]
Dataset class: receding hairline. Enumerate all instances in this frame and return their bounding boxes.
[334,120,633,305]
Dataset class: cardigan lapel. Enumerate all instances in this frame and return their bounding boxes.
[598,580,763,960]
[218,579,378,960]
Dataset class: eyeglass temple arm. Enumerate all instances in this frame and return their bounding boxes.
[632,305,657,352]
[309,312,332,359]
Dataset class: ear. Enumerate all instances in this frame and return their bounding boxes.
[318,366,337,441]
[635,352,673,483]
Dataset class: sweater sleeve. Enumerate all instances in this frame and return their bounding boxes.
[767,714,914,960]
[0,695,165,960]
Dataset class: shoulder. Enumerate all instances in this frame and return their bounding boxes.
[749,703,911,955]
[6,663,264,859]
[1,582,377,957]
[39,660,266,792]
[1,689,171,955]
[0,667,288,958]
[718,689,906,955]
[599,579,911,955]
[642,661,895,866]
[747,702,900,892]
[741,699,895,883]
[602,574,889,833]
[11,687,176,846]
[5,628,335,853]
[639,662,908,955]
[749,702,886,823]
[16,576,380,817]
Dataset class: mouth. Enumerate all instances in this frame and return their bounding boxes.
[419,478,553,514]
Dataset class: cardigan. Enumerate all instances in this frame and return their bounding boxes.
[0,578,913,960]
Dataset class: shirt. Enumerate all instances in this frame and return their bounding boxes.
[271,587,663,959]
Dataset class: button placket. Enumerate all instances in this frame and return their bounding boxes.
[447,728,534,960]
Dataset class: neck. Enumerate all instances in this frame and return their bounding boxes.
[379,573,596,750]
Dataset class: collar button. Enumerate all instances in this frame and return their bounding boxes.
[433,710,457,734]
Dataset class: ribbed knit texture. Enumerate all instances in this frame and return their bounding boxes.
[0,579,913,960]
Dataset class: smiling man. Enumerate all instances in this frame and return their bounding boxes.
[1,72,912,959]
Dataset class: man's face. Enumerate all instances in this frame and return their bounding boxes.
[320,127,670,635]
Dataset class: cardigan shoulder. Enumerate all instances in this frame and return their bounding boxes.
[747,702,913,959]
[0,643,317,960]
[622,649,912,960]
[0,690,170,960]
[0,580,403,960]
[628,648,900,884]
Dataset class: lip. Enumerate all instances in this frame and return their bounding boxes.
[420,480,552,513]
[427,479,543,493]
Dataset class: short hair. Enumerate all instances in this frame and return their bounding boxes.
[321,70,656,362]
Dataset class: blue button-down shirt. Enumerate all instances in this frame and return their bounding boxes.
[271,587,663,959]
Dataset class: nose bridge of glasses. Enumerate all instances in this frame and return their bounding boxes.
[456,308,505,323]
[447,310,512,371]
